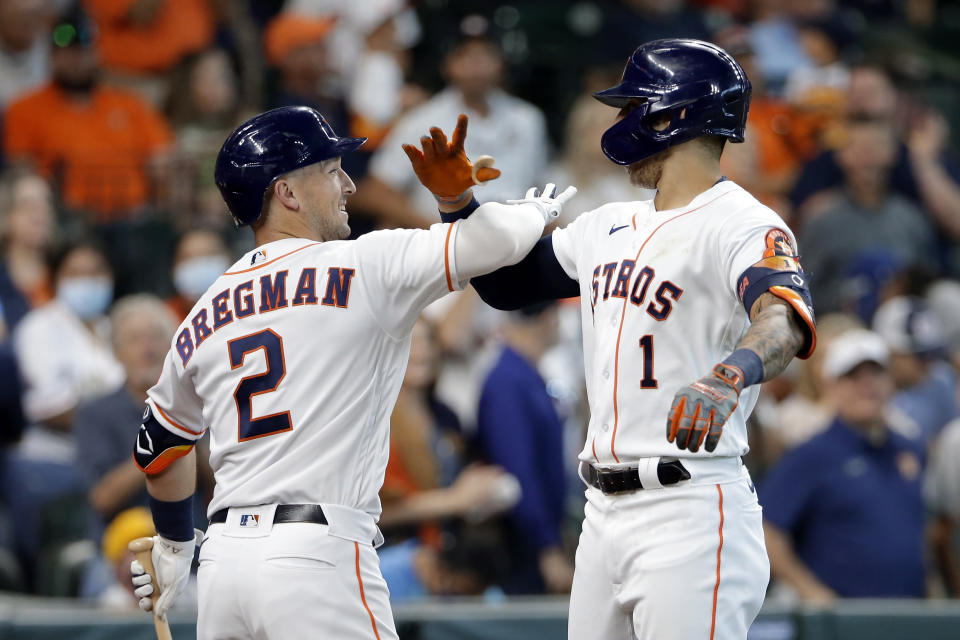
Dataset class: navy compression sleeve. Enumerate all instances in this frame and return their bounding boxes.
[470,235,579,310]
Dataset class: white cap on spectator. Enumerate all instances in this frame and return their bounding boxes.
[872,296,946,356]
[823,329,890,379]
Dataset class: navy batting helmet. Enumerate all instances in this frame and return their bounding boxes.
[593,39,751,165]
[215,106,366,226]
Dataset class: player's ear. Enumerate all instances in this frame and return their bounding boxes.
[272,177,300,212]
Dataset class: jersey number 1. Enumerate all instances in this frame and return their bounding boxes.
[228,329,292,442]
[639,334,657,389]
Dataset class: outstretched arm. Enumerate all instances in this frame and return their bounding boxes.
[404,114,579,308]
[666,292,805,452]
[739,292,805,383]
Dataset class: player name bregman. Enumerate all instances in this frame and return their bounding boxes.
[175,266,355,366]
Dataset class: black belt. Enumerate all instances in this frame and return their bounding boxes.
[582,460,691,495]
[209,504,328,526]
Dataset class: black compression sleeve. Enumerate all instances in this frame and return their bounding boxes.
[470,235,580,310]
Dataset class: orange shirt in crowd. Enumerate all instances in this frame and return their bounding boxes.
[3,84,173,220]
[83,0,214,74]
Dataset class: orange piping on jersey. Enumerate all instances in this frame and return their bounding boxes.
[355,542,382,640]
[631,213,637,230]
[610,191,733,462]
[591,437,599,462]
[154,403,204,436]
[443,223,455,292]
[709,484,725,640]
[223,243,321,275]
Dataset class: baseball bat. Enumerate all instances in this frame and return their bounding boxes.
[129,537,174,640]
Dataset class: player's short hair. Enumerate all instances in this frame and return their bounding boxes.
[699,134,727,160]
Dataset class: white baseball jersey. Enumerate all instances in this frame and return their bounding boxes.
[145,225,464,519]
[551,179,797,464]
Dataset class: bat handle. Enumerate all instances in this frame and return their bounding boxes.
[129,536,174,640]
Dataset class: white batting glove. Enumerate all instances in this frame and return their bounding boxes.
[131,559,154,611]
[506,183,578,223]
[129,532,199,619]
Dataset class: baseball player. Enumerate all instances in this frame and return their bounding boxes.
[127,106,575,639]
[407,40,817,639]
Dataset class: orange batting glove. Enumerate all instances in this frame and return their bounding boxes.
[666,363,744,453]
[401,114,501,208]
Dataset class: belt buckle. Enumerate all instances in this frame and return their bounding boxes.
[597,469,631,495]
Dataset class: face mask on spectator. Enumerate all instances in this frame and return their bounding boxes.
[57,276,113,319]
[174,256,229,300]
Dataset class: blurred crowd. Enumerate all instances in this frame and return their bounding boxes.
[0,0,959,611]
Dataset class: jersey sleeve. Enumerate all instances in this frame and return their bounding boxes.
[145,346,205,441]
[549,210,590,280]
[718,205,816,357]
[354,222,462,338]
[718,205,799,295]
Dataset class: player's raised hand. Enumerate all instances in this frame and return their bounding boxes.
[506,183,578,222]
[666,363,744,453]
[401,113,501,205]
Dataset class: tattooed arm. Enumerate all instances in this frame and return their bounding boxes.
[740,292,805,382]
[666,291,806,452]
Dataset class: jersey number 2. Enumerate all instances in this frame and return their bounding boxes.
[639,334,657,389]
[228,329,292,442]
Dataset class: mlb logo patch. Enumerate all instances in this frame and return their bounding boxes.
[240,514,260,528]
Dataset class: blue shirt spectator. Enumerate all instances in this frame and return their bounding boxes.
[761,417,925,597]
[761,329,926,600]
[73,387,148,524]
[477,307,571,594]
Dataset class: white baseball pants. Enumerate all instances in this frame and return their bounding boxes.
[568,463,769,640]
[196,505,397,640]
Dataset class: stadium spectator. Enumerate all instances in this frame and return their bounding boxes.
[548,93,648,227]
[2,5,173,222]
[476,303,573,595]
[80,506,197,608]
[0,169,55,328]
[790,63,960,244]
[359,24,548,228]
[163,48,245,229]
[82,0,214,103]
[716,25,818,218]
[262,12,348,135]
[283,0,421,152]
[782,18,851,107]
[79,506,155,606]
[13,238,122,429]
[379,319,517,535]
[872,296,958,446]
[799,116,936,313]
[753,313,864,457]
[0,0,51,108]
[4,238,121,589]
[762,329,927,601]
[378,524,508,603]
[746,0,814,93]
[73,295,177,529]
[165,229,230,322]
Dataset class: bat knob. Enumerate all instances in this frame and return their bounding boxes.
[128,536,155,553]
